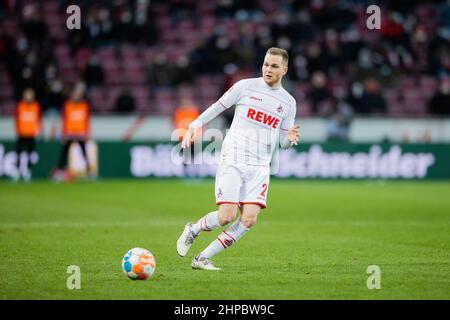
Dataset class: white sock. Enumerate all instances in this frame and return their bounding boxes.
[198,219,249,260]
[191,211,220,235]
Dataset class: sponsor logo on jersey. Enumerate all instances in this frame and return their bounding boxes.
[249,96,263,101]
[246,107,280,129]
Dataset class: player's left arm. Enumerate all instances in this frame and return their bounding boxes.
[279,103,299,149]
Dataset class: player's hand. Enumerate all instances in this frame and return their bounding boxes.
[287,124,300,146]
[181,127,196,149]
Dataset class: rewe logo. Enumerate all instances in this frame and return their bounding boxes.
[247,108,280,129]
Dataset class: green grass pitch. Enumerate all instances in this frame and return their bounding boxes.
[0,179,449,299]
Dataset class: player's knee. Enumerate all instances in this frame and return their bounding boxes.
[220,212,237,225]
[241,215,257,228]
[218,206,238,225]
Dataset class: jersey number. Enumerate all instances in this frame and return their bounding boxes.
[260,183,268,197]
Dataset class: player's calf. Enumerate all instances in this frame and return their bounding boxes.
[191,210,221,234]
[196,219,250,262]
[239,204,261,228]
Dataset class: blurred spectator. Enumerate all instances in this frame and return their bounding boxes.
[439,1,450,29]
[44,80,65,114]
[305,42,329,74]
[114,5,136,43]
[356,78,387,114]
[380,12,407,46]
[84,7,114,47]
[135,1,159,45]
[83,55,105,88]
[429,38,450,77]
[147,53,175,88]
[14,88,41,181]
[0,29,12,60]
[325,96,354,141]
[215,0,238,19]
[173,55,194,86]
[2,0,450,118]
[189,40,220,74]
[346,81,364,112]
[21,3,47,43]
[308,71,331,113]
[170,0,197,24]
[351,47,395,87]
[323,29,347,75]
[428,78,450,115]
[114,87,136,114]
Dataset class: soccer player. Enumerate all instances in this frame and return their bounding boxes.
[176,47,300,270]
[56,89,92,175]
[14,88,42,181]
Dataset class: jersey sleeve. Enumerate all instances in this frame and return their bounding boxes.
[218,79,246,108]
[189,80,246,129]
[279,101,297,149]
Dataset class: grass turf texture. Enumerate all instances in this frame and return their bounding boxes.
[0,179,449,300]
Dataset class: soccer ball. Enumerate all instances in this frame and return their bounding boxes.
[122,247,156,280]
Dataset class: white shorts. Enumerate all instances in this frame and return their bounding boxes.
[215,162,270,209]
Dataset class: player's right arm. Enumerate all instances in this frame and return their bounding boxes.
[182,80,246,149]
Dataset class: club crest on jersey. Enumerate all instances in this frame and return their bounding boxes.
[246,107,280,129]
[277,105,283,114]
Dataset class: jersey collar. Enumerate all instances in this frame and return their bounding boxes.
[260,77,282,90]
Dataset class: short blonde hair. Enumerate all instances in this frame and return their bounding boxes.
[266,47,289,65]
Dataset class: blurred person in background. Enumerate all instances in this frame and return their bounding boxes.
[356,78,387,114]
[308,71,331,113]
[20,2,47,43]
[14,88,41,182]
[83,55,105,88]
[173,97,200,177]
[44,80,65,115]
[54,88,92,179]
[428,77,450,115]
[172,55,194,86]
[114,87,136,114]
[147,53,176,95]
[325,96,354,141]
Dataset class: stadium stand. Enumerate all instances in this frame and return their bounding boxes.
[0,0,449,117]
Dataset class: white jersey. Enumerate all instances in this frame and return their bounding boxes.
[190,77,297,167]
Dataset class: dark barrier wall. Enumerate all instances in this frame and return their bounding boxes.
[1,141,449,179]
